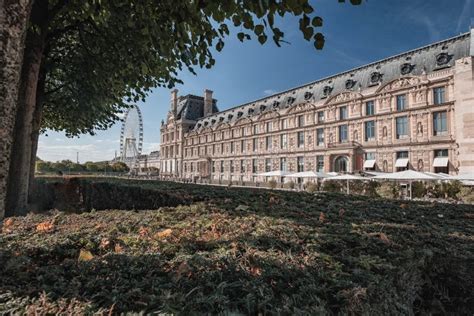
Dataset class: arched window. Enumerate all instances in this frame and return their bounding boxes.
[334,156,349,173]
[383,160,388,172]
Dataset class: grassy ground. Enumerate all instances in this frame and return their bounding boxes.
[1,178,473,314]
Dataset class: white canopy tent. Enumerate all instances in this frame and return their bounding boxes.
[257,170,292,177]
[372,170,438,199]
[324,174,367,194]
[285,171,335,179]
[450,173,474,181]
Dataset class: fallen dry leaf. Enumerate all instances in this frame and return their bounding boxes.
[78,249,94,261]
[250,266,262,276]
[36,221,54,233]
[114,243,123,253]
[379,233,391,245]
[154,228,172,239]
[4,218,14,227]
[319,212,326,223]
[139,226,149,237]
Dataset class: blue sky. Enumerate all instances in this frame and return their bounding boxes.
[38,0,474,162]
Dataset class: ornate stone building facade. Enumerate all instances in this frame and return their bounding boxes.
[160,30,474,183]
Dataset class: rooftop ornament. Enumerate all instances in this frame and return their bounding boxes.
[400,63,413,75]
[370,72,382,84]
[345,79,356,90]
[436,52,450,66]
[304,91,313,100]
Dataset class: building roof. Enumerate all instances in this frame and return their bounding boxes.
[176,94,218,121]
[191,31,471,132]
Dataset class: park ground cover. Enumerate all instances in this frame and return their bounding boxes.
[1,178,473,314]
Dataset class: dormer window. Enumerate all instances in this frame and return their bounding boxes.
[436,53,450,66]
[370,72,382,84]
[322,86,332,97]
[260,104,266,111]
[400,63,413,75]
[219,117,224,122]
[272,101,280,108]
[237,111,243,117]
[228,114,233,120]
[211,119,216,124]
[204,121,208,126]
[287,97,296,105]
[248,108,254,114]
[304,92,313,100]
[345,79,356,90]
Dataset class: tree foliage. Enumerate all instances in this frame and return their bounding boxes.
[39,0,362,136]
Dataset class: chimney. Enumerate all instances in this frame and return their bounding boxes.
[171,89,178,115]
[204,89,213,117]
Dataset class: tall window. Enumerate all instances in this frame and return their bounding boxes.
[281,119,288,130]
[434,149,448,157]
[266,136,272,150]
[265,158,271,172]
[339,125,348,142]
[241,127,245,137]
[297,131,305,147]
[298,115,305,127]
[317,128,324,146]
[252,159,257,173]
[433,111,447,136]
[317,111,325,123]
[212,161,215,173]
[253,138,257,152]
[253,125,259,134]
[230,160,234,173]
[230,142,234,153]
[297,157,304,172]
[280,134,288,149]
[316,156,324,172]
[396,94,406,111]
[220,161,224,172]
[397,151,409,159]
[212,144,215,155]
[220,143,224,154]
[241,140,244,153]
[339,106,348,120]
[280,158,287,171]
[365,121,376,141]
[266,121,272,132]
[396,116,408,138]
[240,160,245,173]
[433,87,445,105]
[366,101,375,116]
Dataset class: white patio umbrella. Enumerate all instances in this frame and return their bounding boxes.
[286,171,335,178]
[257,170,293,179]
[424,172,452,180]
[372,170,437,199]
[450,173,474,181]
[324,174,366,194]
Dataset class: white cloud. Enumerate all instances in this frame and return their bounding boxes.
[263,89,276,95]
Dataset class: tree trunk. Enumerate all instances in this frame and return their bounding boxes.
[0,0,33,219]
[5,0,49,217]
[28,66,46,200]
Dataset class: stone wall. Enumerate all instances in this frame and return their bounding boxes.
[0,0,31,218]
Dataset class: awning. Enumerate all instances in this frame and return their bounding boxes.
[395,158,409,168]
[433,157,449,167]
[363,159,376,169]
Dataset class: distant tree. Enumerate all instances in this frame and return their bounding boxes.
[84,161,99,172]
[111,162,129,173]
[35,160,53,173]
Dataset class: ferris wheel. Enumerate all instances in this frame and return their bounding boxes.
[119,105,143,171]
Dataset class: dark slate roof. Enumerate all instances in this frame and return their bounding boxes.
[176,94,218,121]
[191,31,472,132]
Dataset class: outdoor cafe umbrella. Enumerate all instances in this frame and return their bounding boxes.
[324,174,366,194]
[257,170,292,177]
[372,170,437,199]
[285,171,335,178]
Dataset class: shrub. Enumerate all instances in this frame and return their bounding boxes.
[268,179,277,190]
[286,181,295,189]
[376,182,400,199]
[411,181,426,198]
[442,180,462,199]
[364,181,380,197]
[457,187,474,203]
[305,182,318,193]
[322,180,342,193]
